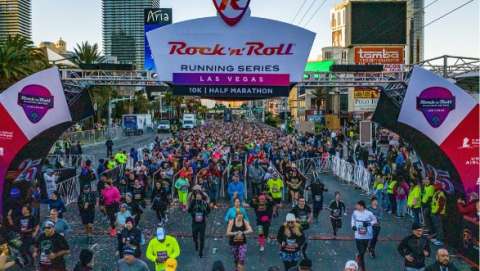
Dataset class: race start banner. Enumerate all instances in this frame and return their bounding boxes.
[398,66,479,193]
[0,67,72,213]
[146,0,315,99]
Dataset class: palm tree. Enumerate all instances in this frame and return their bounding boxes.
[0,35,49,91]
[164,91,184,119]
[87,85,117,122]
[311,87,331,113]
[72,41,104,65]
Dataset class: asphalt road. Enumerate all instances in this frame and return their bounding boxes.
[17,131,472,271]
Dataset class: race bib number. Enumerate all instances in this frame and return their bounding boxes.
[299,215,307,223]
[333,209,340,217]
[157,251,168,263]
[285,239,297,251]
[134,194,141,199]
[40,252,51,265]
[260,215,270,223]
[194,212,204,223]
[272,187,279,193]
[359,226,367,235]
[314,195,322,202]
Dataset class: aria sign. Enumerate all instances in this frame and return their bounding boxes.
[213,0,251,26]
[147,0,315,99]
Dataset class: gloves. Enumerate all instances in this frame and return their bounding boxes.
[352,226,357,231]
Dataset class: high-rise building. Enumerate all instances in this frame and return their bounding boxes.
[0,0,32,42]
[407,0,424,64]
[102,0,159,69]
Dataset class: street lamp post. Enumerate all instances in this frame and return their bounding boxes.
[108,96,132,130]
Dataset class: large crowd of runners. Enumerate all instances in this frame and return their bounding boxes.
[1,120,474,271]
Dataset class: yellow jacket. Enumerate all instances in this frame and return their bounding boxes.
[407,185,421,208]
[146,236,181,271]
[421,185,435,205]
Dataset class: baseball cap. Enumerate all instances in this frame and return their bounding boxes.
[43,220,55,229]
[344,260,358,271]
[165,258,177,271]
[156,227,166,240]
[286,213,296,222]
[123,246,135,256]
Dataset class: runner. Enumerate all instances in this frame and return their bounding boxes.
[397,223,430,271]
[250,193,274,252]
[290,197,312,259]
[329,192,346,237]
[285,167,304,207]
[174,172,190,211]
[307,178,328,223]
[77,185,96,238]
[351,200,377,271]
[118,217,142,258]
[33,221,70,271]
[226,211,253,271]
[151,181,170,225]
[267,172,284,217]
[100,177,121,237]
[367,197,382,258]
[277,213,305,271]
[146,227,180,271]
[188,189,210,258]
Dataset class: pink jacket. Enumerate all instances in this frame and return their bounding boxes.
[395,182,409,200]
[102,186,121,206]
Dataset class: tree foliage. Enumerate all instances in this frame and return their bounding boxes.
[72,41,104,65]
[0,35,49,91]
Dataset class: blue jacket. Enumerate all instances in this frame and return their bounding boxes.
[227,181,245,202]
[224,207,249,222]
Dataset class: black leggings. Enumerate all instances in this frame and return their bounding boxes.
[368,226,381,252]
[330,218,342,236]
[155,208,166,223]
[283,260,297,271]
[355,239,369,271]
[192,223,206,254]
[105,204,118,228]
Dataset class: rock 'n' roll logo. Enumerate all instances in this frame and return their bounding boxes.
[213,0,251,26]
[416,86,455,128]
[17,84,54,123]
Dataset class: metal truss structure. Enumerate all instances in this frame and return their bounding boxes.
[60,69,164,89]
[415,55,480,79]
[59,55,478,90]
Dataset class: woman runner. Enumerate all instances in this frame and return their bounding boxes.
[226,211,253,271]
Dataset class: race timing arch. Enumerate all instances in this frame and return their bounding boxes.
[146,0,315,100]
[0,67,94,215]
[373,67,479,263]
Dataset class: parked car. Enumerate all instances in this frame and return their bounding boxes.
[157,120,171,133]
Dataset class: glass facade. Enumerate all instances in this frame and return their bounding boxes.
[0,0,31,42]
[102,0,159,69]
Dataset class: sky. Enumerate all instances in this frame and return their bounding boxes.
[32,0,479,60]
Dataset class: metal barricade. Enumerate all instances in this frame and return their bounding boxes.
[57,175,80,206]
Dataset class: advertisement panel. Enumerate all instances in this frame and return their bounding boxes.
[398,67,479,193]
[144,8,172,72]
[354,47,404,65]
[353,87,379,112]
[146,0,315,99]
[350,1,407,45]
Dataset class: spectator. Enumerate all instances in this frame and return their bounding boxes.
[117,247,150,271]
[425,248,458,271]
[106,138,114,157]
[430,183,447,246]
